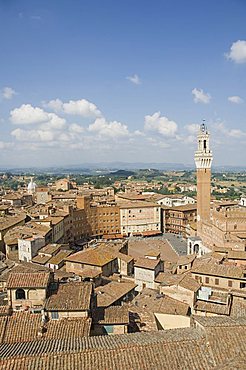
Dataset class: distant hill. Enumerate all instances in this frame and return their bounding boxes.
[108,169,135,177]
[1,162,246,174]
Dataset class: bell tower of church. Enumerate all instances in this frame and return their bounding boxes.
[194,122,213,234]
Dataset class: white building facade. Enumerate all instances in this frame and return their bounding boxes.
[18,236,46,262]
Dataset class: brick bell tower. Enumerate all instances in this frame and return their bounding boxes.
[194,122,213,234]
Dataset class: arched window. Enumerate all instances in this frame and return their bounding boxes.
[194,244,199,254]
[16,288,26,300]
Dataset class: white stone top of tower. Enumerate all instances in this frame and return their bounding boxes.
[194,123,213,169]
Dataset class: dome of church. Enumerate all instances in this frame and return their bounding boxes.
[27,178,37,193]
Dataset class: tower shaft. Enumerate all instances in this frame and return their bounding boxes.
[194,123,213,234]
[197,168,211,228]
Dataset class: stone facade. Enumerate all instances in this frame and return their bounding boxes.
[119,202,161,236]
[199,205,246,251]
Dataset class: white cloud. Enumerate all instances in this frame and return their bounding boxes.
[126,74,141,85]
[182,123,200,143]
[147,137,170,148]
[63,99,100,117]
[0,141,13,149]
[10,104,49,124]
[228,96,244,104]
[40,113,66,130]
[144,112,178,137]
[184,135,196,144]
[215,122,246,138]
[57,132,74,142]
[2,87,17,100]
[185,123,200,135]
[226,40,246,64]
[192,88,211,104]
[44,98,101,117]
[43,98,63,112]
[69,123,85,134]
[63,99,101,117]
[133,130,145,137]
[227,129,246,138]
[7,100,186,162]
[88,117,129,138]
[11,128,55,142]
[10,104,66,130]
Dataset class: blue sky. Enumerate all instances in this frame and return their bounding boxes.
[0,0,246,167]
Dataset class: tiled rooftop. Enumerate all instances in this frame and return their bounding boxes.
[47,250,72,265]
[118,200,160,209]
[4,222,51,245]
[177,254,196,266]
[195,300,230,315]
[93,306,129,325]
[135,257,161,270]
[191,261,246,279]
[193,315,246,327]
[128,238,179,263]
[130,288,190,316]
[227,250,246,260]
[32,254,51,265]
[6,271,50,289]
[158,272,201,292]
[0,214,26,232]
[66,247,115,267]
[38,243,62,256]
[1,323,246,369]
[230,296,246,318]
[0,305,11,317]
[45,282,92,311]
[1,312,42,344]
[0,312,91,344]
[178,273,201,292]
[95,281,136,307]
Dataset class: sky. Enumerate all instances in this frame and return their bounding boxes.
[0,0,246,168]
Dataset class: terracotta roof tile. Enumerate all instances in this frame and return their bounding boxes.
[130,288,190,316]
[3,325,246,369]
[95,281,136,307]
[47,250,72,265]
[66,247,115,267]
[38,244,62,256]
[193,315,246,327]
[0,312,91,344]
[227,250,246,260]
[45,282,92,311]
[135,257,161,270]
[195,300,230,315]
[32,254,51,265]
[0,214,26,232]
[177,254,196,266]
[178,274,201,292]
[6,272,50,289]
[191,261,245,279]
[93,306,129,325]
[1,323,246,369]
